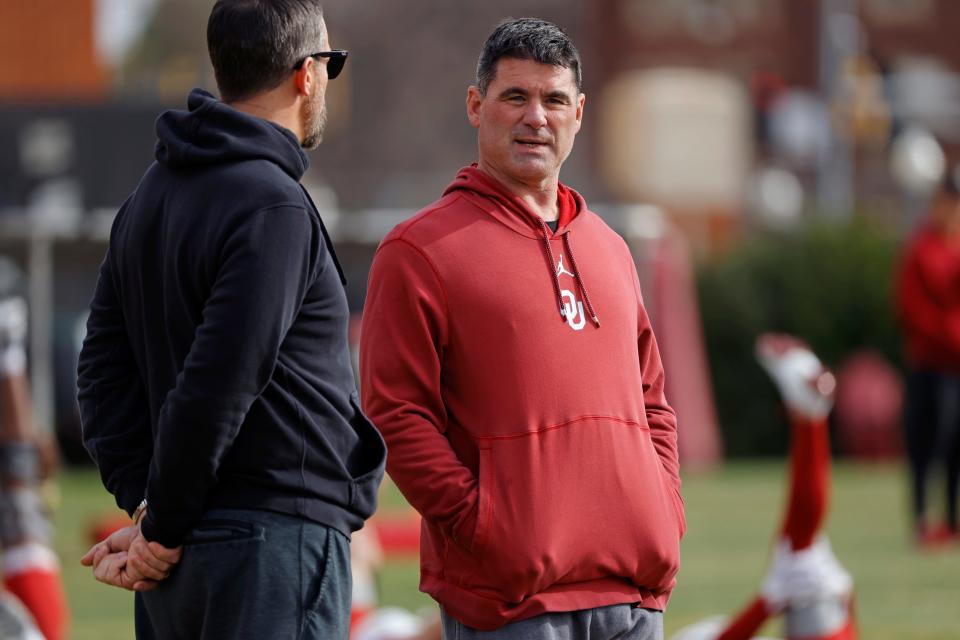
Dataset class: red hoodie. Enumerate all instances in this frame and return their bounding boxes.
[360,166,684,630]
[896,223,960,370]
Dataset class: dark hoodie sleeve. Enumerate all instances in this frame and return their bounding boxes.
[139,205,319,547]
[78,241,153,516]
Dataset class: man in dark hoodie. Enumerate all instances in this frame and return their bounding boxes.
[361,18,681,640]
[76,1,386,638]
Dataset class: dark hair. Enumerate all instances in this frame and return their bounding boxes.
[476,18,582,96]
[207,0,325,102]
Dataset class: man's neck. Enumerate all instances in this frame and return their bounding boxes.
[477,162,560,222]
[228,91,303,144]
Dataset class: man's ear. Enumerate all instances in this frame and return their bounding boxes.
[466,85,483,129]
[294,58,315,97]
[574,92,585,133]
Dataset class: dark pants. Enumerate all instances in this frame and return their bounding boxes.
[135,509,351,640]
[905,370,960,532]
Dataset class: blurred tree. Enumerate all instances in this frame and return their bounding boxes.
[119,0,214,100]
[697,219,901,456]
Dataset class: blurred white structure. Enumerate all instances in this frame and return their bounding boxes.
[747,167,805,230]
[599,68,752,213]
[889,126,946,197]
[768,91,832,168]
[890,57,960,143]
[94,0,160,69]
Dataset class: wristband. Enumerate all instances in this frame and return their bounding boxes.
[132,499,148,525]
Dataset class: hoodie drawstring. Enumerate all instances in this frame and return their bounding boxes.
[563,232,600,327]
[539,221,601,328]
[539,220,567,321]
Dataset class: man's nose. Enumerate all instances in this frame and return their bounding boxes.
[521,101,547,129]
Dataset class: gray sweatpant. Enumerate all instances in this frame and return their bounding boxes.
[134,508,351,640]
[441,604,663,640]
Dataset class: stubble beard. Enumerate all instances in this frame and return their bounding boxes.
[301,91,327,150]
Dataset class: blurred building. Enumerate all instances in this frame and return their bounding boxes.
[5,1,960,221]
[590,1,818,87]
[589,0,960,238]
[589,1,960,136]
[0,0,108,100]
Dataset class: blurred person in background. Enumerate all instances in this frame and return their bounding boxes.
[349,526,441,640]
[673,335,855,640]
[361,17,682,640]
[895,168,960,548]
[76,1,385,638]
[0,297,67,640]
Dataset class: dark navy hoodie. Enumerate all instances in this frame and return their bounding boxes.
[78,89,386,547]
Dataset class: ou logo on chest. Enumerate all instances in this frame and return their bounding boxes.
[561,289,586,331]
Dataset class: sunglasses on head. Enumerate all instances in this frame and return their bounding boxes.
[293,50,348,79]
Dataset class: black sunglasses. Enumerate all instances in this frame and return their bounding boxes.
[293,50,348,79]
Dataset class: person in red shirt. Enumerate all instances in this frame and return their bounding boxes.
[895,171,960,546]
[360,17,682,640]
[672,334,855,640]
[0,297,68,640]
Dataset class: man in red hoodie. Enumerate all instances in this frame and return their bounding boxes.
[361,18,683,639]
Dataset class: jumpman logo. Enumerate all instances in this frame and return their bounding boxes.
[555,255,585,331]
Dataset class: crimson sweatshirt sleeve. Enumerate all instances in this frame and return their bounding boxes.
[628,255,681,495]
[360,238,481,548]
[637,301,681,490]
[140,206,319,547]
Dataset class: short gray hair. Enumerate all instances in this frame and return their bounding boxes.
[476,18,582,96]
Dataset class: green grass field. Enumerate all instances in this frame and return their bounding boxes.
[56,462,960,639]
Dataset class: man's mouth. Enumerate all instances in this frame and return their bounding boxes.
[515,138,549,148]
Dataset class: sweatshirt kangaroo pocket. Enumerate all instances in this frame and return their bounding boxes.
[447,419,681,603]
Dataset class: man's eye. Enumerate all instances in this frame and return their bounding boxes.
[506,95,525,103]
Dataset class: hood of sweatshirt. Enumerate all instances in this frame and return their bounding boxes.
[442,164,599,327]
[442,165,584,239]
[155,88,309,181]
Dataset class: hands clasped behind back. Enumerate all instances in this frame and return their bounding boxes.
[80,523,182,591]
